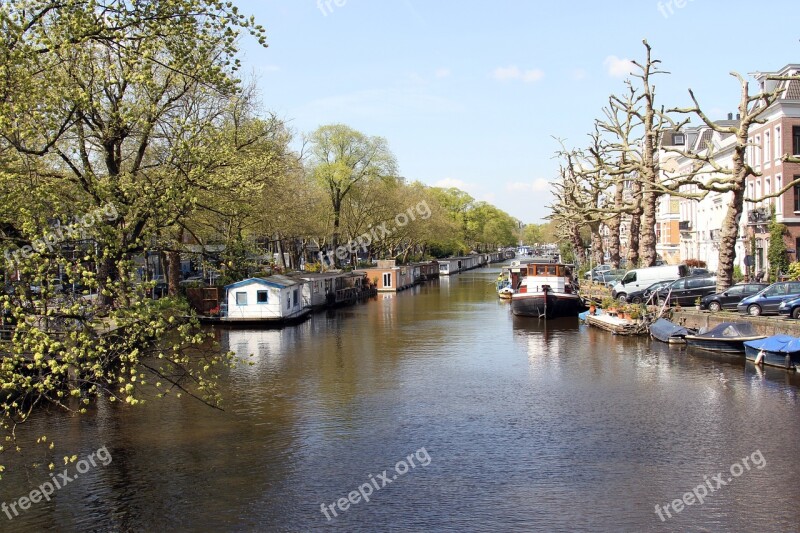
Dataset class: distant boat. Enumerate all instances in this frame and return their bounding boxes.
[743,335,800,371]
[684,322,765,353]
[510,262,582,319]
[650,318,696,344]
[498,285,514,299]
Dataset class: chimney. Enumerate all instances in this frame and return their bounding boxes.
[728,113,733,120]
[736,113,741,120]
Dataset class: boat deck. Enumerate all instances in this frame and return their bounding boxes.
[585,314,647,336]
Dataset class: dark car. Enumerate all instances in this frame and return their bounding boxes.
[700,283,768,312]
[737,281,800,316]
[656,275,717,307]
[625,279,676,304]
[777,295,800,319]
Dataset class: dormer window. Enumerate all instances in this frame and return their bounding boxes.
[672,133,685,145]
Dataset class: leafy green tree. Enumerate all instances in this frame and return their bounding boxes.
[768,218,789,281]
[0,0,266,474]
[307,124,398,265]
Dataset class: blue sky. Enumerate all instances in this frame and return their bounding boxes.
[239,1,800,224]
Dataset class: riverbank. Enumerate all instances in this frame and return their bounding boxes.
[672,309,800,337]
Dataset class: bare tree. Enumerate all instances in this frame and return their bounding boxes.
[668,73,786,291]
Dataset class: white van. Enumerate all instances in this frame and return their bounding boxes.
[611,264,690,303]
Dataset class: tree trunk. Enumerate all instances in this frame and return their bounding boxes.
[97,256,117,308]
[570,224,586,265]
[166,251,181,296]
[717,187,744,292]
[606,184,624,268]
[627,181,642,267]
[590,224,604,266]
[639,188,657,266]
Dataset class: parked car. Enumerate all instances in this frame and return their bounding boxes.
[777,295,800,319]
[624,279,676,304]
[585,264,611,280]
[600,269,627,288]
[611,264,690,303]
[737,281,800,316]
[179,275,207,286]
[30,279,64,295]
[700,283,768,312]
[655,275,717,307]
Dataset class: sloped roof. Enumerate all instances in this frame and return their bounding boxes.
[225,276,303,290]
[695,129,714,152]
[785,79,800,100]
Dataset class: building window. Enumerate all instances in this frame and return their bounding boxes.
[794,182,800,212]
[775,126,781,161]
[776,175,783,215]
[793,126,800,155]
[764,131,771,165]
[672,133,685,145]
[755,135,761,168]
[236,292,247,306]
[257,290,268,304]
[383,273,392,287]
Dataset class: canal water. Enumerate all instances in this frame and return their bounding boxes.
[2,267,799,532]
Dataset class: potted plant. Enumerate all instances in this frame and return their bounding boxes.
[694,296,702,310]
[601,296,614,314]
[629,306,640,321]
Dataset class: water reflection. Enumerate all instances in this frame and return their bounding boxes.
[1,268,798,532]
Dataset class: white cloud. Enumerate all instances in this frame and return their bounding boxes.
[522,69,545,83]
[571,68,588,81]
[492,65,544,83]
[505,179,551,193]
[435,67,451,79]
[604,55,635,78]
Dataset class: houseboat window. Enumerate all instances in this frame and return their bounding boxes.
[536,265,546,275]
[286,297,290,309]
[383,273,392,287]
[293,289,299,306]
[313,281,319,294]
[257,290,268,304]
[547,266,556,275]
[235,292,247,306]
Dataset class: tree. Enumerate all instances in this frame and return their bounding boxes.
[307,124,398,265]
[767,217,789,281]
[0,0,267,474]
[669,73,786,291]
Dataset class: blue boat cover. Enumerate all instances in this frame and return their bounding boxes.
[695,322,759,339]
[650,318,692,342]
[743,335,800,354]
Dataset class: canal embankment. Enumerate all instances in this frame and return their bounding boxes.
[672,309,800,336]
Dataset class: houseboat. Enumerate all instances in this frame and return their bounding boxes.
[288,271,375,309]
[510,262,582,319]
[220,276,310,326]
[438,255,485,276]
[290,271,345,309]
[410,261,439,284]
[357,260,414,292]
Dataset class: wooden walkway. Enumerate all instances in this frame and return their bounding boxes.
[585,313,648,336]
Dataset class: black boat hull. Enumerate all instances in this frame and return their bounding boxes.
[511,293,582,318]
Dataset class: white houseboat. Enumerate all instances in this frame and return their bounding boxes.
[438,255,485,276]
[221,276,310,325]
